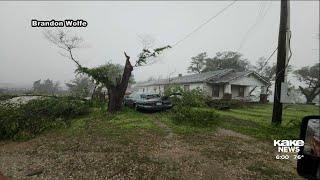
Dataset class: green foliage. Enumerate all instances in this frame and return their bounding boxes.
[86,98,107,114]
[180,88,209,107]
[136,46,171,66]
[164,86,208,107]
[171,107,220,126]
[0,97,91,140]
[77,63,124,87]
[203,51,250,72]
[294,63,320,102]
[165,87,218,126]
[66,75,95,98]
[206,99,259,108]
[33,79,60,95]
[0,94,18,101]
[188,52,207,73]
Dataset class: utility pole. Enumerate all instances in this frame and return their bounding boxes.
[272,0,290,125]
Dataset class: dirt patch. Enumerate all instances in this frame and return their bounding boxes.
[217,128,254,141]
[150,118,234,179]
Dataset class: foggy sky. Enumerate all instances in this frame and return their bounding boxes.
[0,1,319,88]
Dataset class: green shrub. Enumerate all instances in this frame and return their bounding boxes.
[181,88,209,107]
[171,106,220,126]
[0,94,18,101]
[206,99,260,108]
[0,97,91,140]
[165,86,216,126]
[164,86,209,107]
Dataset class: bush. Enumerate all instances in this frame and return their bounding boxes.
[0,94,18,101]
[0,97,91,140]
[171,106,220,126]
[164,85,209,107]
[206,99,260,109]
[165,86,216,126]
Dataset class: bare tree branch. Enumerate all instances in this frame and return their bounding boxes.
[43,30,83,67]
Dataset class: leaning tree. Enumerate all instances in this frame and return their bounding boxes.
[43,30,170,112]
[294,63,320,103]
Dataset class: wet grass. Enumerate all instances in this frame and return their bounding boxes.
[215,103,319,140]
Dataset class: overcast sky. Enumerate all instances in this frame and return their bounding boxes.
[0,1,319,88]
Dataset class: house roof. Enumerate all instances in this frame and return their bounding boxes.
[207,70,270,85]
[137,69,269,87]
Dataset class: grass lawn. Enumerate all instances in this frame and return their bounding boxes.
[214,103,319,140]
[0,105,309,179]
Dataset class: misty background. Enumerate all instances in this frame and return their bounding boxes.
[0,1,319,89]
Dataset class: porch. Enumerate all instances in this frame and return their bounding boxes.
[208,83,267,102]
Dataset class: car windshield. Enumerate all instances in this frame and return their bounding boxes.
[141,94,160,100]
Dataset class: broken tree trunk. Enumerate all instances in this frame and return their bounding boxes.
[107,52,133,112]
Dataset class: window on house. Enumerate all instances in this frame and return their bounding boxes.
[143,88,145,92]
[154,86,157,92]
[239,86,244,97]
[184,85,190,91]
[212,85,219,97]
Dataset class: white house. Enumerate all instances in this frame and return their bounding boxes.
[136,69,270,102]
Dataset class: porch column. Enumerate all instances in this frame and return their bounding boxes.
[260,86,268,103]
[223,84,232,100]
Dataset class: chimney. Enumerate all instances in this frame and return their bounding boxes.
[178,74,182,77]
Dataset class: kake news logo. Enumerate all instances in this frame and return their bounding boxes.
[274,140,304,153]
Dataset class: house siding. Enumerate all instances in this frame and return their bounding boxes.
[138,83,204,94]
[230,74,265,86]
[136,71,267,101]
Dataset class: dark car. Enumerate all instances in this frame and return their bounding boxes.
[123,92,172,111]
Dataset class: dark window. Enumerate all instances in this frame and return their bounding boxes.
[212,85,219,97]
[239,86,244,97]
[184,85,190,92]
[141,94,160,99]
[143,88,145,92]
[154,86,157,92]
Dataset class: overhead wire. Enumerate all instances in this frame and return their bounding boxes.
[274,29,292,102]
[236,1,272,53]
[171,0,238,48]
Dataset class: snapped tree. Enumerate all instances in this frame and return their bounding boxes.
[43,30,171,112]
[294,63,319,103]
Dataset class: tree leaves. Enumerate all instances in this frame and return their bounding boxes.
[136,45,171,66]
[294,63,320,102]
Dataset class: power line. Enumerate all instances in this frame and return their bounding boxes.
[172,0,238,48]
[274,29,292,102]
[257,47,278,72]
[236,1,272,53]
[265,47,278,64]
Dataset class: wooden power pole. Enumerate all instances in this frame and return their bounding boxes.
[272,0,290,125]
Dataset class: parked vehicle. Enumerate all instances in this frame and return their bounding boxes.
[123,92,172,111]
